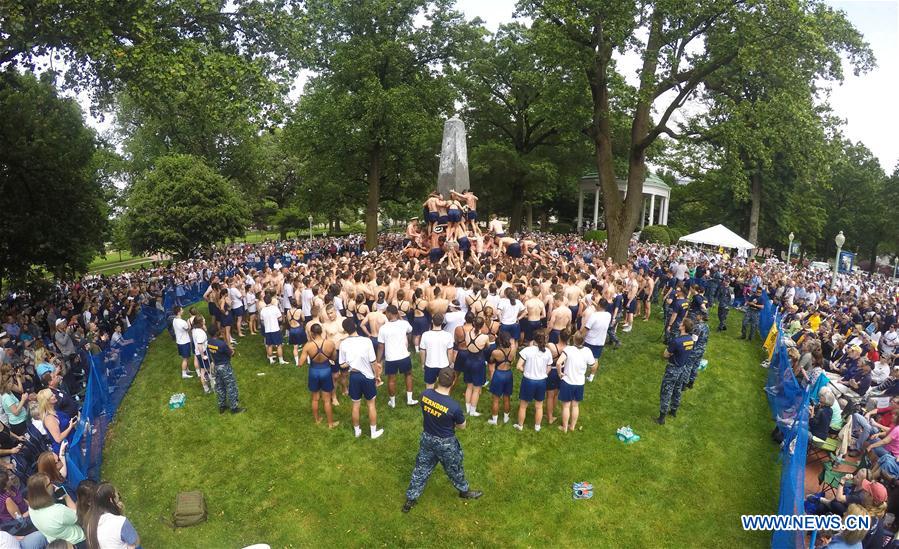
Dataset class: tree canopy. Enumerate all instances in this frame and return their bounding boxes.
[122,154,248,259]
[0,72,108,287]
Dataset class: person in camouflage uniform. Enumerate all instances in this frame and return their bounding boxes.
[207,325,245,414]
[656,318,695,425]
[684,312,710,389]
[403,368,481,513]
[716,274,732,332]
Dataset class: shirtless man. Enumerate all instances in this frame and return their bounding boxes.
[360,307,388,386]
[547,294,573,344]
[404,218,422,248]
[622,272,639,332]
[488,214,505,242]
[451,190,478,231]
[423,193,443,233]
[563,278,585,330]
[428,286,450,319]
[497,236,522,259]
[521,287,546,345]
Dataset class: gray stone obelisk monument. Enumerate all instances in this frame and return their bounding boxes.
[436,116,470,199]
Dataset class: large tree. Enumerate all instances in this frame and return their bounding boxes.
[518,0,868,262]
[670,2,872,245]
[296,0,479,249]
[123,154,248,259]
[0,72,108,287]
[455,23,591,231]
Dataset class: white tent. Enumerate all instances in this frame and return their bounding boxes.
[678,224,755,250]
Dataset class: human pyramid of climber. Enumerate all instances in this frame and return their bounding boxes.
[402,189,546,268]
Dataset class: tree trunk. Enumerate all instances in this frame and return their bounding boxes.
[526,204,533,231]
[870,243,879,274]
[540,211,549,231]
[509,180,525,233]
[365,145,382,250]
[748,170,762,246]
[279,226,287,240]
[335,217,342,232]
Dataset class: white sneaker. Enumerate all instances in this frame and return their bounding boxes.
[503,413,510,424]
[371,428,384,439]
[354,428,362,438]
[513,424,523,431]
[388,398,396,409]
[278,359,289,365]
[407,399,418,406]
[587,374,595,382]
[469,409,481,417]
[535,424,542,432]
[487,417,498,425]
[268,356,275,365]
[182,372,193,379]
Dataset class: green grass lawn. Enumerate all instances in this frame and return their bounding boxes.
[103,307,779,548]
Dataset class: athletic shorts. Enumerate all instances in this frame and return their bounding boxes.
[453,350,469,373]
[507,243,522,258]
[264,331,283,346]
[412,316,429,336]
[448,209,463,223]
[348,371,377,401]
[467,210,477,220]
[426,211,439,223]
[499,323,521,341]
[546,368,561,391]
[308,364,335,393]
[519,377,547,402]
[520,319,542,342]
[424,367,441,384]
[627,299,637,314]
[549,329,561,344]
[385,356,412,375]
[489,369,513,397]
[463,356,486,387]
[439,215,450,225]
[288,327,306,346]
[559,380,584,402]
[177,342,192,359]
[585,343,604,360]
[232,306,245,318]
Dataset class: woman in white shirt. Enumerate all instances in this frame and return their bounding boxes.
[497,287,526,343]
[190,316,211,394]
[556,332,593,433]
[513,331,553,432]
[85,482,140,549]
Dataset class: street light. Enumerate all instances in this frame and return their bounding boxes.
[832,230,845,290]
[308,215,313,241]
[894,256,898,280]
[787,232,794,265]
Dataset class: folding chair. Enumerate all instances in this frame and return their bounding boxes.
[808,436,839,467]
[818,458,859,497]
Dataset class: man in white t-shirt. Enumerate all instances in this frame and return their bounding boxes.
[377,305,416,408]
[259,294,288,365]
[340,318,384,439]
[228,281,245,337]
[172,306,193,379]
[444,302,466,336]
[418,313,455,389]
[581,299,611,382]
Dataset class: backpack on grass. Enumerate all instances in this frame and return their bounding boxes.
[172,491,207,527]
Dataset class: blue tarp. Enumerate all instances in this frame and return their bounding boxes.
[66,282,209,487]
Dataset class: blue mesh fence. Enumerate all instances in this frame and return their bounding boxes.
[65,282,209,487]
[765,313,812,549]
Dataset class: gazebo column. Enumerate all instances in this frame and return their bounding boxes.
[640,197,647,229]
[577,189,584,231]
[661,197,669,225]
[592,190,599,228]
[648,194,655,226]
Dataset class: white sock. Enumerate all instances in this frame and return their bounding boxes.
[535,424,542,432]
[489,415,498,423]
[370,425,378,436]
[406,391,415,403]
[503,413,510,423]
[354,426,362,437]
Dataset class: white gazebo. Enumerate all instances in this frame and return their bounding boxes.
[577,172,671,231]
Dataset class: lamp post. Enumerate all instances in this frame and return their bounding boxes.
[894,257,898,280]
[787,232,794,266]
[832,230,845,290]
[308,215,313,241]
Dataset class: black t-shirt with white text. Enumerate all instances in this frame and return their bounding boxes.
[420,389,465,438]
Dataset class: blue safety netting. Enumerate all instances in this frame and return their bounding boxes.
[65,282,209,487]
[765,314,812,549]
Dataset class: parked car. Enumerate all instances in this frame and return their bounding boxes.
[809,261,829,271]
